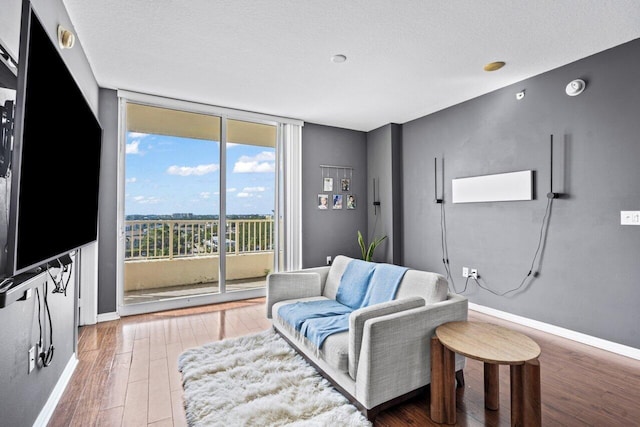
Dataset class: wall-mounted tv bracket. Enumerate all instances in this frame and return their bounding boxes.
[0,271,47,308]
[0,39,18,90]
[1,100,14,177]
[434,157,444,203]
[547,134,560,199]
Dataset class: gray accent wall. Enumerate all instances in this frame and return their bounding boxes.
[0,0,98,425]
[401,38,640,349]
[0,272,76,427]
[301,123,368,267]
[97,88,119,314]
[366,123,403,264]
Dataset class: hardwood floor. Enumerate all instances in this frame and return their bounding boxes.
[48,298,640,426]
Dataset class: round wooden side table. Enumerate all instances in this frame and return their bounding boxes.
[430,321,542,426]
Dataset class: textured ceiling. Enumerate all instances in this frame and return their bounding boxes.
[62,0,640,132]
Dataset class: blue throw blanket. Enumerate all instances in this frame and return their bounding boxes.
[278,300,352,330]
[300,314,350,350]
[363,263,408,306]
[335,259,376,309]
[278,260,409,349]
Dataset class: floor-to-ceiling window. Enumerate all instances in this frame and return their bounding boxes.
[117,92,301,315]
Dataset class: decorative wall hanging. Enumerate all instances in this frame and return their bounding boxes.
[346,194,356,209]
[333,194,343,209]
[318,194,329,209]
[319,165,355,210]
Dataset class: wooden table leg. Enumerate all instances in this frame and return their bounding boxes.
[443,346,456,423]
[484,362,499,410]
[511,364,524,426]
[523,359,541,427]
[430,336,456,424]
[511,360,541,427]
[430,337,445,423]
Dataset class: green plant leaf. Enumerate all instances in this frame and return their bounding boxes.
[357,231,386,261]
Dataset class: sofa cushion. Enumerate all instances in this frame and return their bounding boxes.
[395,269,449,304]
[272,297,350,374]
[322,255,351,299]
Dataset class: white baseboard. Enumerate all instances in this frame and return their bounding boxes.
[97,312,120,322]
[469,303,640,361]
[33,353,78,427]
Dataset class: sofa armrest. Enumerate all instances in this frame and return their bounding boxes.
[348,296,426,379]
[266,272,322,318]
[354,294,468,409]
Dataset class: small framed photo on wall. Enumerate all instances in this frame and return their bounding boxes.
[341,178,351,192]
[332,194,343,209]
[318,194,329,209]
[323,177,333,192]
[346,194,356,209]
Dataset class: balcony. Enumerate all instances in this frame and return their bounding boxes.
[124,218,274,304]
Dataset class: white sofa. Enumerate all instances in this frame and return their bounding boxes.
[266,255,467,420]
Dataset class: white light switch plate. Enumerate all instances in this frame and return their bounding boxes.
[621,211,640,225]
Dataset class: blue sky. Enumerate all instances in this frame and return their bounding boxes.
[125,132,275,215]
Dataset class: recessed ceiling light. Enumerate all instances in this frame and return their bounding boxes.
[331,54,347,63]
[483,61,505,72]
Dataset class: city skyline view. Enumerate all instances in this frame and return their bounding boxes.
[125,132,276,216]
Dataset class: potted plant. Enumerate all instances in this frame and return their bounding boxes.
[357,230,387,262]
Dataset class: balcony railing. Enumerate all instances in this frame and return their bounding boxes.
[125,218,274,260]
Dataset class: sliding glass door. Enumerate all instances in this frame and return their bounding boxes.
[118,98,281,315]
[224,119,276,292]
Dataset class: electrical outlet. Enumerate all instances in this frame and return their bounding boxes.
[462,267,469,278]
[470,269,478,279]
[326,256,332,265]
[28,346,36,374]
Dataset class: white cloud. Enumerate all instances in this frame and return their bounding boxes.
[234,186,266,199]
[126,140,141,154]
[199,192,211,199]
[132,195,161,204]
[126,177,137,183]
[128,132,149,138]
[227,187,237,192]
[233,151,276,173]
[166,163,219,176]
[254,152,276,161]
[242,186,266,192]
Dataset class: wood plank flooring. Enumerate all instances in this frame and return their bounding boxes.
[48,298,640,426]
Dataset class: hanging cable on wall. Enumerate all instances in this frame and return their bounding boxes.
[35,281,55,367]
[465,196,554,296]
[434,157,457,293]
[436,133,560,296]
[45,253,73,296]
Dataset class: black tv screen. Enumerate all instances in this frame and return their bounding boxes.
[7,3,102,277]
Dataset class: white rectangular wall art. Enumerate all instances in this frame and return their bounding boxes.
[452,170,533,203]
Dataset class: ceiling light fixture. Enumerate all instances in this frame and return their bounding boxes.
[331,54,347,64]
[483,61,505,72]
[57,25,75,49]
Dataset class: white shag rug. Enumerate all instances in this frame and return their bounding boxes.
[178,329,372,427]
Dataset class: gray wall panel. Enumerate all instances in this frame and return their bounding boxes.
[401,39,640,349]
[302,123,367,267]
[0,1,98,424]
[97,88,119,314]
[366,124,403,264]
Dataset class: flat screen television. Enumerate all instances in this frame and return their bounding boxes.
[5,1,102,278]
